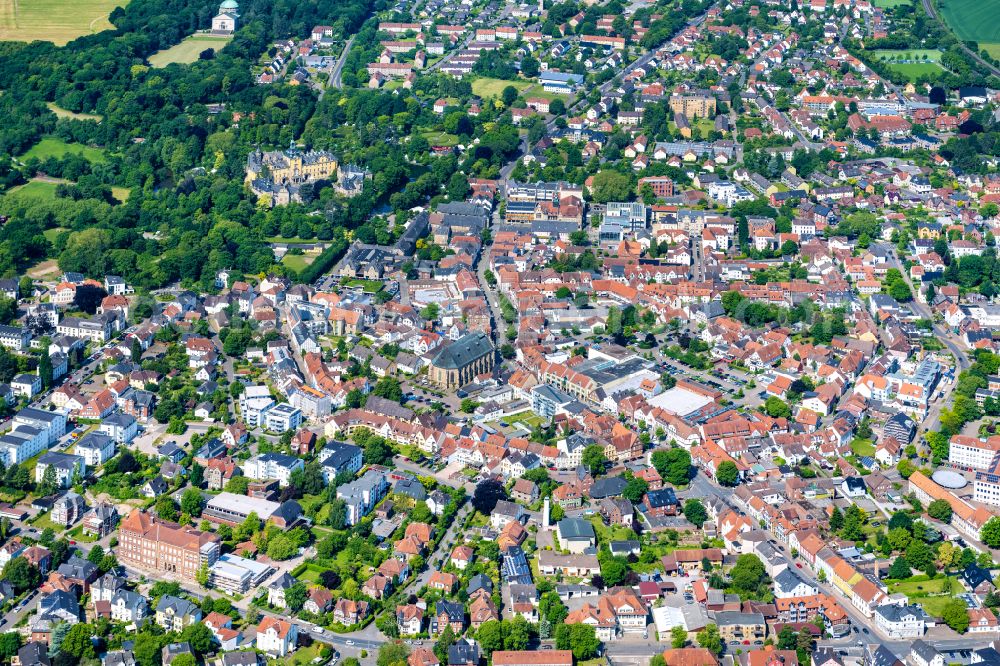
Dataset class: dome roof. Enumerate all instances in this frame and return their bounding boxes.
[219,0,238,9]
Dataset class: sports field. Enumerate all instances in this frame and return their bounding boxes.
[937,0,1000,43]
[19,137,107,163]
[869,49,944,80]
[148,33,232,67]
[0,0,125,44]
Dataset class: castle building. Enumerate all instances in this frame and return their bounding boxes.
[245,142,339,207]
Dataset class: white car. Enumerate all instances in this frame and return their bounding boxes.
[345,640,355,646]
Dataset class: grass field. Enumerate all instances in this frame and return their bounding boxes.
[42,227,67,243]
[148,33,232,67]
[421,130,459,146]
[937,0,1000,43]
[873,0,910,6]
[870,49,942,61]
[5,179,61,200]
[982,43,1000,59]
[471,77,568,102]
[47,103,102,122]
[868,49,945,79]
[850,438,875,457]
[888,576,964,617]
[888,62,945,78]
[0,0,125,44]
[20,137,106,163]
[291,562,334,583]
[281,253,313,272]
[472,77,533,98]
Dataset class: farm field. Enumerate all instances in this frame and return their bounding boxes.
[0,0,125,44]
[19,137,107,163]
[148,33,232,67]
[46,103,102,122]
[937,0,1000,43]
[982,43,1000,59]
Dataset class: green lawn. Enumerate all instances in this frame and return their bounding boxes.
[982,43,1000,59]
[873,0,909,6]
[938,0,1000,43]
[20,137,107,163]
[888,576,964,617]
[281,253,313,272]
[274,642,328,666]
[0,0,126,44]
[867,49,944,80]
[870,49,942,62]
[471,77,533,98]
[850,438,876,457]
[111,186,130,202]
[291,562,334,584]
[5,180,61,200]
[887,62,945,79]
[266,235,322,244]
[340,277,384,292]
[148,33,233,67]
[420,130,459,147]
[30,512,65,533]
[46,103,102,122]
[43,227,68,243]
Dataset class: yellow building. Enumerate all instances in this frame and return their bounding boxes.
[245,143,338,186]
[669,94,717,119]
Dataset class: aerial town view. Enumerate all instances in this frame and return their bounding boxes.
[0,0,1000,662]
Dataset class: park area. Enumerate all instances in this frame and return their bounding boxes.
[148,33,232,67]
[19,137,107,163]
[0,0,124,43]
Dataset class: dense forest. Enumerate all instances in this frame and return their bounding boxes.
[0,0,380,290]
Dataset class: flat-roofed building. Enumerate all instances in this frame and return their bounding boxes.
[209,553,274,594]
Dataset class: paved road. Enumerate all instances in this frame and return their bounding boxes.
[324,34,356,95]
[920,0,1000,78]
